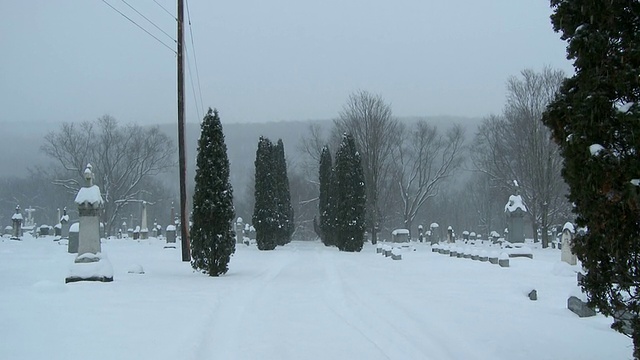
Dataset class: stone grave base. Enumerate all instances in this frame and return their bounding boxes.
[164,242,177,249]
[66,253,113,283]
[567,296,595,317]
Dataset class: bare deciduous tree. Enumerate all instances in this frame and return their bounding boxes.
[393,121,465,234]
[41,115,175,235]
[472,68,570,247]
[334,90,400,244]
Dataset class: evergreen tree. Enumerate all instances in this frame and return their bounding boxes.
[274,139,294,245]
[542,1,640,355]
[190,108,235,276]
[333,134,366,252]
[318,146,335,246]
[253,136,278,250]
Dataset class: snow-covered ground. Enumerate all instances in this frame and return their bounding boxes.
[0,235,632,360]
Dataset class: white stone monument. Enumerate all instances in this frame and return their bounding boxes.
[140,201,149,240]
[66,164,113,283]
[60,207,70,238]
[561,222,577,265]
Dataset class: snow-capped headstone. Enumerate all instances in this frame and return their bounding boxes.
[429,222,439,243]
[11,205,23,240]
[447,226,454,243]
[498,252,510,267]
[235,217,244,244]
[54,208,62,236]
[561,222,577,265]
[68,222,79,253]
[504,195,527,243]
[417,224,424,242]
[391,229,410,243]
[66,164,112,283]
[60,207,70,239]
[165,224,176,245]
[140,202,148,240]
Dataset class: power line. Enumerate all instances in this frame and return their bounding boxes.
[152,0,177,21]
[185,0,205,117]
[120,0,176,43]
[185,46,203,120]
[101,0,176,54]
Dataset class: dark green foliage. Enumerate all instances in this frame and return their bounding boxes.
[274,139,294,245]
[333,134,366,252]
[542,1,640,355]
[253,137,278,250]
[190,108,235,276]
[318,146,335,246]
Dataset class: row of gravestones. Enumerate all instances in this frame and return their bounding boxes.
[432,243,510,267]
[376,243,404,260]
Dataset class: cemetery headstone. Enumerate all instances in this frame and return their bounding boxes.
[60,207,70,239]
[504,195,527,243]
[447,226,454,243]
[68,222,79,253]
[561,222,577,265]
[140,202,148,240]
[66,164,113,283]
[567,296,596,317]
[235,217,244,244]
[391,229,410,243]
[11,205,23,240]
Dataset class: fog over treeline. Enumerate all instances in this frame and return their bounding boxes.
[3,108,569,244]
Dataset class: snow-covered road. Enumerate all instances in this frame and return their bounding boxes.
[0,237,632,359]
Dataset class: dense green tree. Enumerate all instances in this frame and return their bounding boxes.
[190,108,235,276]
[318,146,335,246]
[273,139,294,245]
[333,134,366,252]
[253,137,278,250]
[542,0,640,356]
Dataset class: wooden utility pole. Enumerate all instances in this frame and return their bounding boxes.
[177,0,190,262]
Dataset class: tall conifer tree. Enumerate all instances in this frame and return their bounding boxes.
[543,1,640,355]
[334,134,366,252]
[191,108,235,276]
[274,139,294,245]
[318,146,335,246]
[253,137,278,250]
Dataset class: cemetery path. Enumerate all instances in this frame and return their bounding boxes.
[186,242,480,359]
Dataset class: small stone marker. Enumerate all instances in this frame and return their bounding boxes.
[479,250,488,262]
[567,296,596,317]
[68,222,79,253]
[498,253,509,267]
[391,247,402,260]
[376,243,383,253]
[528,289,537,301]
[489,253,499,264]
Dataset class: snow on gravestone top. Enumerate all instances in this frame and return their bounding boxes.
[504,195,527,213]
[563,222,575,233]
[391,229,410,236]
[11,213,23,220]
[166,225,176,231]
[430,223,439,228]
[74,185,104,206]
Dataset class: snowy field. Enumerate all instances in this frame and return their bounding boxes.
[0,235,632,360]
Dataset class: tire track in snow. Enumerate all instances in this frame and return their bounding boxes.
[186,251,293,360]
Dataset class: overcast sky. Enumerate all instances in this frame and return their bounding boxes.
[0,0,573,125]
